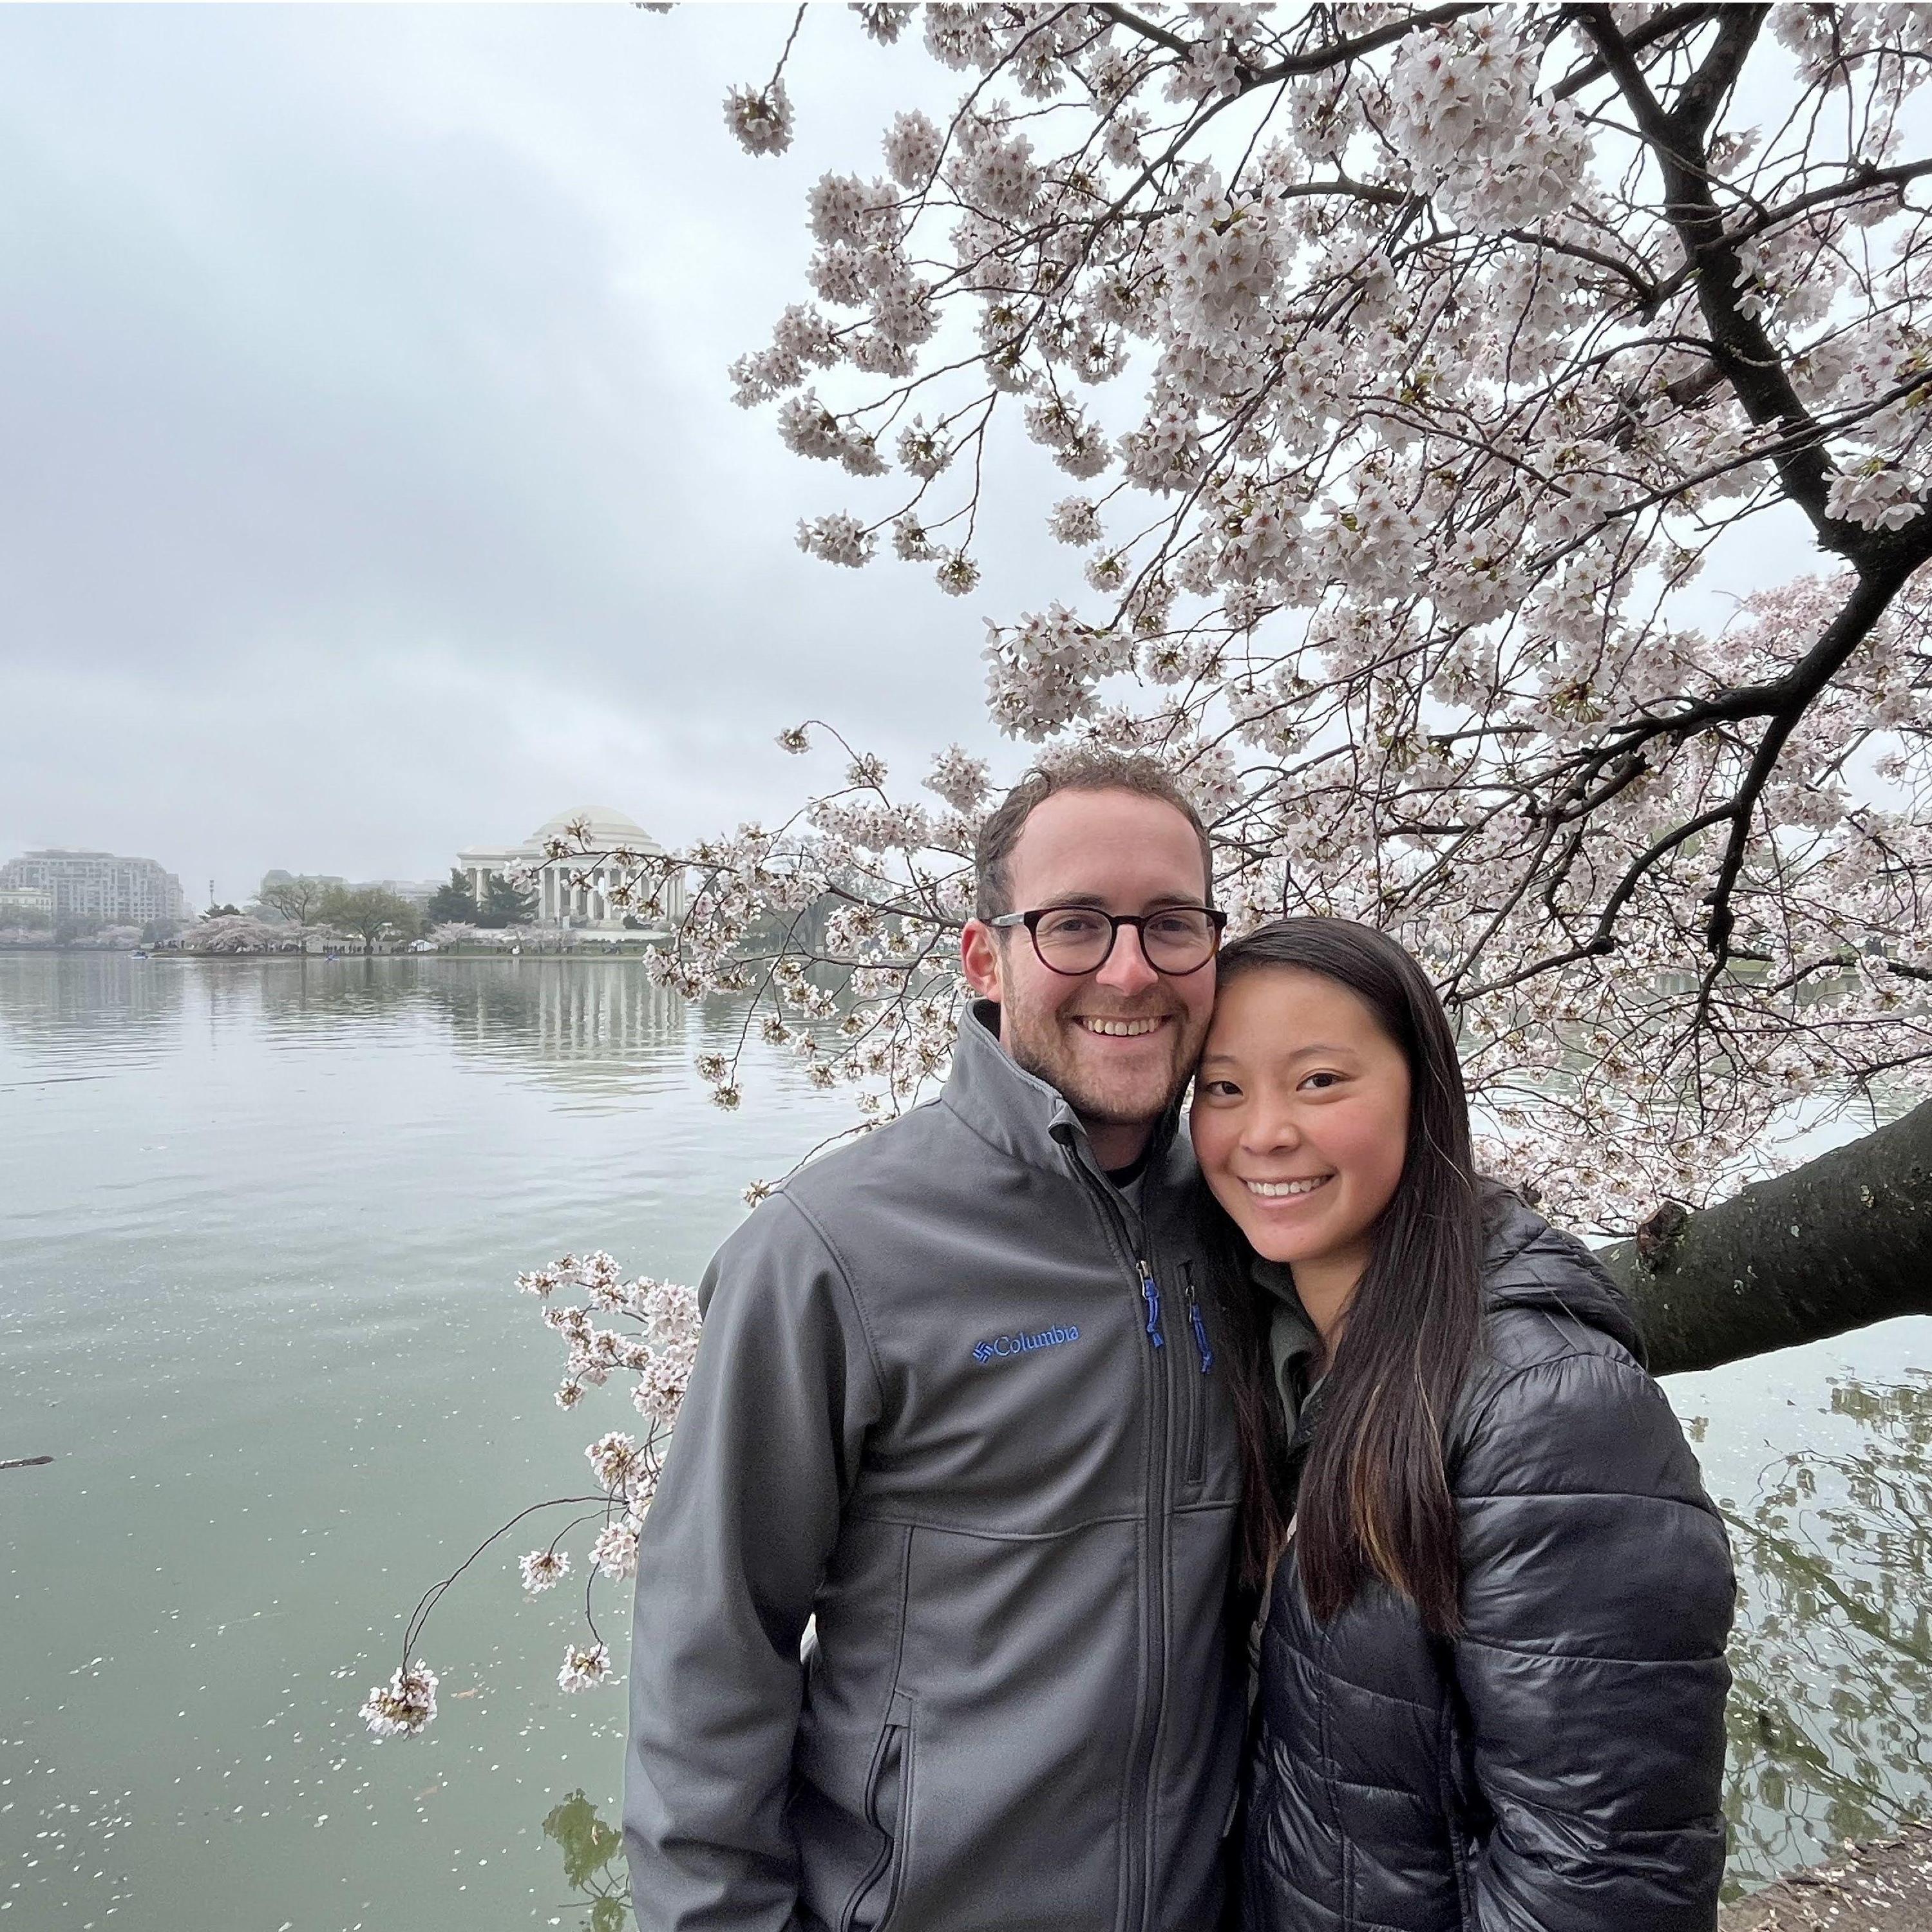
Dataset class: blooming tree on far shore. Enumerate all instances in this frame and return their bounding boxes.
[174,914,304,955]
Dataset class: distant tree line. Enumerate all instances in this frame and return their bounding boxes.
[425,869,536,929]
[242,869,538,942]
[0,907,185,945]
[12,864,564,951]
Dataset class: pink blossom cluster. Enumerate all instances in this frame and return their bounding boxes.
[358,1248,708,1735]
[359,1662,437,1741]
[1387,13,1586,234]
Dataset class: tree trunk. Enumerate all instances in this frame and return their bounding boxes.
[1601,1099,1932,1376]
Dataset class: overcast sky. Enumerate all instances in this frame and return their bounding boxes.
[1,4,1078,904]
[3,6,1846,908]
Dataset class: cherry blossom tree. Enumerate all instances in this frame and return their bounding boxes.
[685,0,1932,1294]
[176,913,301,954]
[364,1,1932,1739]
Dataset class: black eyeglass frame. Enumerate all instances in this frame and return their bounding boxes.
[987,904,1228,977]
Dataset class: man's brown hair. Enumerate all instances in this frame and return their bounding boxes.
[973,750,1216,920]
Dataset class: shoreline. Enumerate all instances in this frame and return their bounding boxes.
[1722,1825,1932,1930]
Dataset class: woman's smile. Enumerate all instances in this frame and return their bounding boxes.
[1240,1173,1333,1199]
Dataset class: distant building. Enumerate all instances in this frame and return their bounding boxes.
[456,807,687,931]
[0,884,55,922]
[0,849,192,924]
[370,878,443,909]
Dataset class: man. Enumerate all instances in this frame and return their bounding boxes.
[625,751,1245,1931]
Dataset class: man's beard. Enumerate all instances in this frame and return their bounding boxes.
[999,999,1198,1130]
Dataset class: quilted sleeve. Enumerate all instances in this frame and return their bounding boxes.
[1452,1347,1736,1932]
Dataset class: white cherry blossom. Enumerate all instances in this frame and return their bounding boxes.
[558,1643,612,1693]
[518,1549,569,1595]
[724,80,793,158]
[359,1662,437,1740]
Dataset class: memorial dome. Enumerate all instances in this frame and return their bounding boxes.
[527,807,662,852]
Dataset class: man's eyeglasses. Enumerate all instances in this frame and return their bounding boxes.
[988,905,1226,978]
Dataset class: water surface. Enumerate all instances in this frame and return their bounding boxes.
[1,954,1926,1926]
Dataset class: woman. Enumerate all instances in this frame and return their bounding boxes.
[1190,917,1734,1931]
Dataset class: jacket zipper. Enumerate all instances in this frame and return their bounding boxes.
[1138,1257,1165,1349]
[1068,1155,1172,1931]
[1181,1263,1211,1488]
[1128,1246,1171,1931]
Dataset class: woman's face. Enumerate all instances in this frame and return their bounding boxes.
[1190,966,1412,1283]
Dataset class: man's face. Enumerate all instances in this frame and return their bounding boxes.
[961,788,1216,1140]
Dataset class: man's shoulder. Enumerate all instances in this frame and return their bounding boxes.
[770,1094,980,1219]
[703,1097,988,1303]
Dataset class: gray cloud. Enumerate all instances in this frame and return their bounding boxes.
[0,5,1027,900]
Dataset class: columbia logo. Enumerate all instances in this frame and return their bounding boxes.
[974,1323,1081,1365]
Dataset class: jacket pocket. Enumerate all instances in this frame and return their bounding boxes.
[841,1690,915,1932]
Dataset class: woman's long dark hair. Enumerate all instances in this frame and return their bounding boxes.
[1206,917,1484,1635]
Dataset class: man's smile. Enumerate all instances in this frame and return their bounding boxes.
[1072,1014,1172,1039]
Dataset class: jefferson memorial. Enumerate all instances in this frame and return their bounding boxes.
[455,807,687,931]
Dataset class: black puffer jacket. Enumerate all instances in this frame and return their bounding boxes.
[1241,1197,1736,1932]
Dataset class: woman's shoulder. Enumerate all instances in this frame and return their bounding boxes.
[1445,1190,1685,1461]
[1476,1187,1645,1374]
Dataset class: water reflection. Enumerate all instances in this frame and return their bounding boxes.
[0,955,710,1104]
[543,1790,630,1931]
[1718,1369,1932,1895]
[251,958,694,1102]
[0,952,187,1074]
[418,966,688,1094]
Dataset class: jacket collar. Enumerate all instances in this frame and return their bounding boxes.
[1242,1191,1641,1424]
[943,999,1188,1192]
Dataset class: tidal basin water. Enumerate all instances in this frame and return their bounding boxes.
[2,954,1928,1929]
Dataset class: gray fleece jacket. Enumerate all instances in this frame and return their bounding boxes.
[624,1003,1245,1932]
